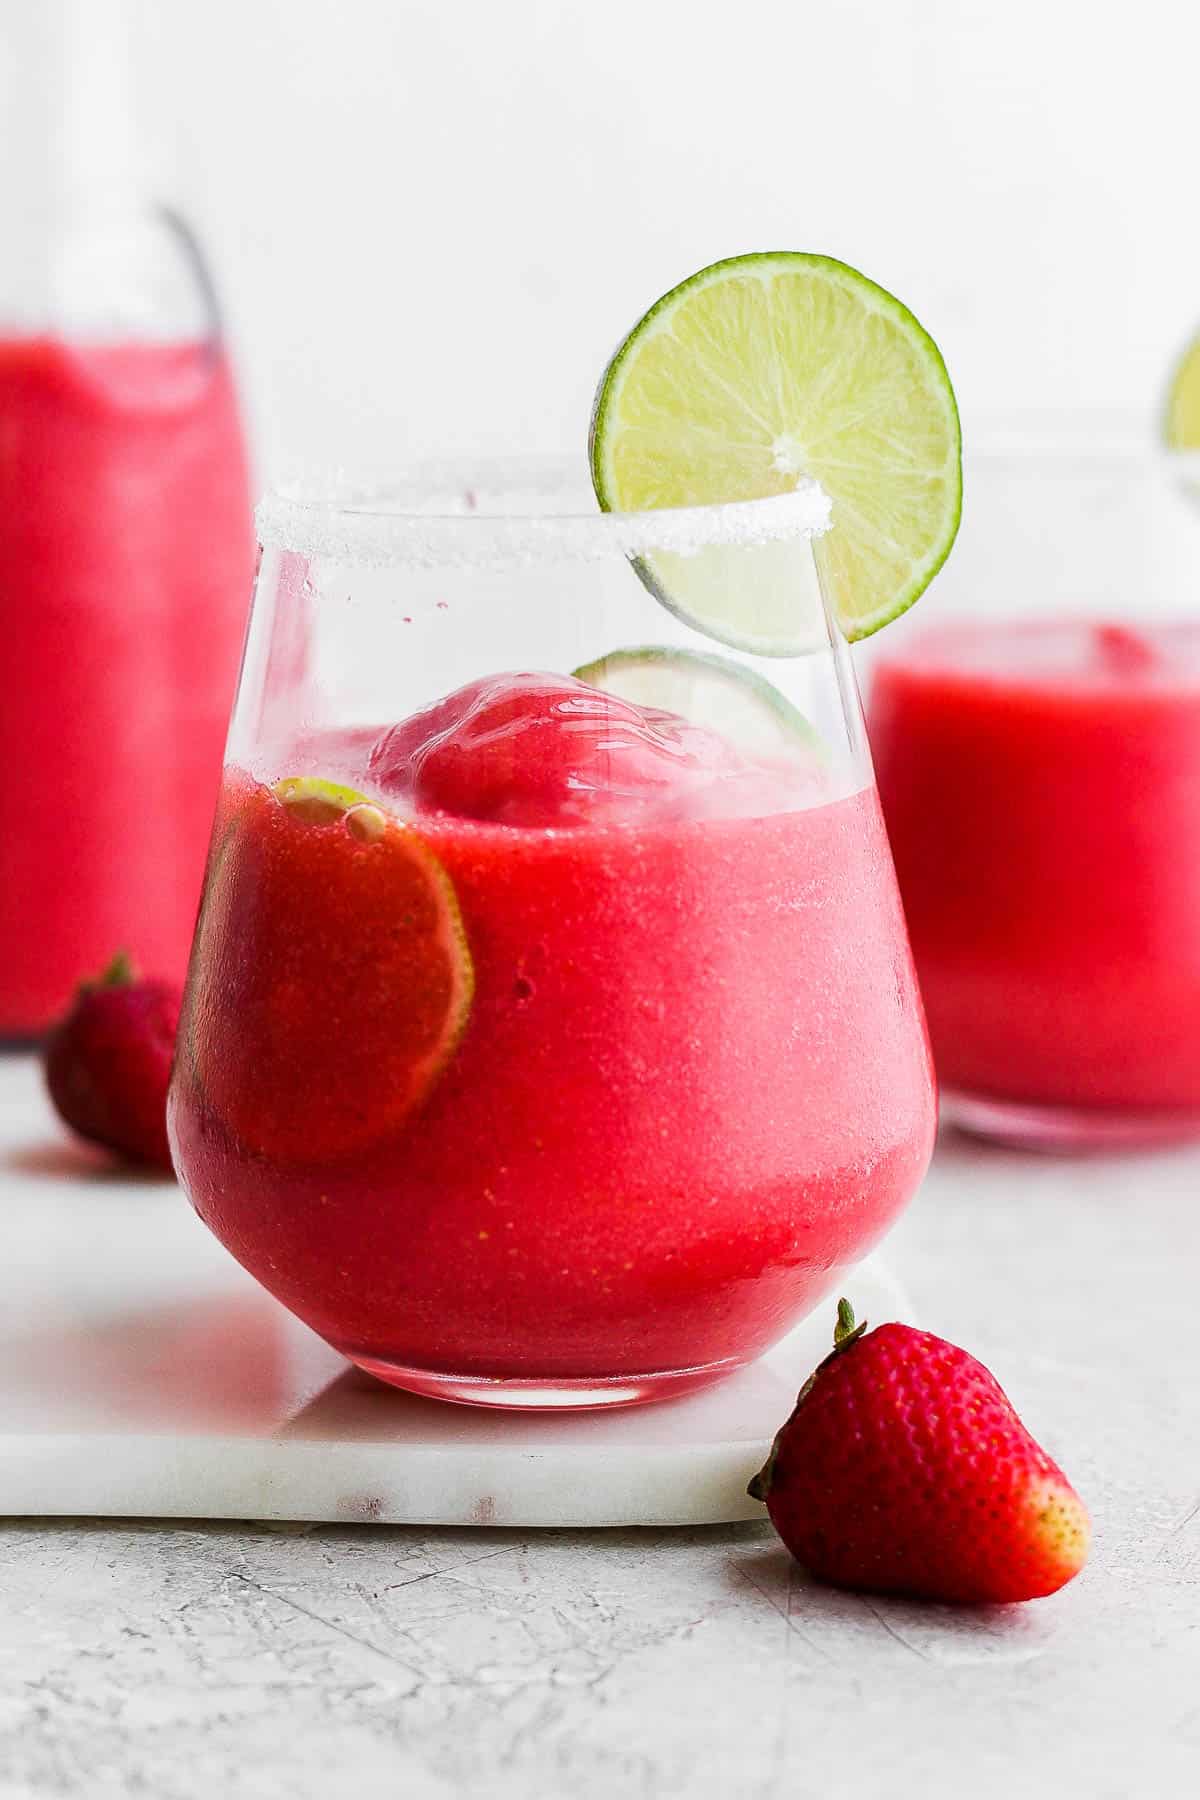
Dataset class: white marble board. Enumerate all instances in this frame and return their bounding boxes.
[0,1056,912,1528]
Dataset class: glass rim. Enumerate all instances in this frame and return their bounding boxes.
[254,454,831,570]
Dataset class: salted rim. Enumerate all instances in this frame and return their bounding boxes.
[255,456,831,570]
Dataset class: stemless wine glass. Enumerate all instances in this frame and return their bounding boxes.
[168,459,936,1409]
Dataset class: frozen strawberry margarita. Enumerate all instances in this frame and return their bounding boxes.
[170,671,936,1404]
[169,241,962,1404]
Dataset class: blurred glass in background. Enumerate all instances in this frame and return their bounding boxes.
[0,0,253,1037]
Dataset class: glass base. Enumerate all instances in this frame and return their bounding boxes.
[347,1353,744,1411]
[945,1088,1200,1152]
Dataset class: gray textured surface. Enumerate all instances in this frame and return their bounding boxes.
[3,1106,1199,1797]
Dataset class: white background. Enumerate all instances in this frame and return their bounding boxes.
[131,0,1200,477]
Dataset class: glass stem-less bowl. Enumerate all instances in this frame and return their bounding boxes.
[168,459,936,1409]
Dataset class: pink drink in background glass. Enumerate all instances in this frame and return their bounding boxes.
[0,338,253,1034]
[0,0,255,1034]
[869,618,1200,1146]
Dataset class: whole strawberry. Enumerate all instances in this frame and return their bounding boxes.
[43,952,181,1173]
[749,1300,1090,1604]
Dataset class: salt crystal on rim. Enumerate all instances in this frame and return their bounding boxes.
[255,455,831,572]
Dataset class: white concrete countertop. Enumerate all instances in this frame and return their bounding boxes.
[2,1051,1198,1798]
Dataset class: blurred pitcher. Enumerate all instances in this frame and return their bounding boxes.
[0,0,254,1036]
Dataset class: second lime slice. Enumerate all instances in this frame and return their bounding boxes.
[590,251,961,645]
[1165,330,1200,507]
[574,645,818,758]
[1165,328,1200,449]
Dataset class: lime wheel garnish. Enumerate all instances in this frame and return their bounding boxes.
[591,251,961,646]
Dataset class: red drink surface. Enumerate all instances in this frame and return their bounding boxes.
[869,619,1200,1114]
[171,676,935,1391]
[0,337,253,1034]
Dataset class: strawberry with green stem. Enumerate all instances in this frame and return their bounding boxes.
[43,951,180,1172]
[750,1299,1091,1605]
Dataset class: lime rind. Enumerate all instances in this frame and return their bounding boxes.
[590,250,962,645]
[273,775,370,824]
[409,845,475,1107]
[573,644,822,758]
[271,773,474,1084]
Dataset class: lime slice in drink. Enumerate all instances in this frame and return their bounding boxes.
[192,783,474,1164]
[574,645,819,758]
[1165,328,1200,447]
[590,251,961,645]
